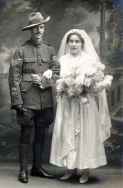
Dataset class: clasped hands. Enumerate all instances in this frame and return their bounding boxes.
[31,69,52,89]
[14,70,52,112]
[31,69,52,84]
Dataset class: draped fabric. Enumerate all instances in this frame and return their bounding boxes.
[57,29,100,61]
[98,89,111,143]
[50,53,111,169]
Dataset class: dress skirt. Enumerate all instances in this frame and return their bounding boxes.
[50,95,107,169]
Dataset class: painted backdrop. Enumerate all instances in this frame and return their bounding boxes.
[0,0,123,166]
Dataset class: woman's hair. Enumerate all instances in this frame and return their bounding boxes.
[66,32,85,49]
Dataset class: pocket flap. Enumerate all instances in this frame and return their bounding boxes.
[20,81,29,92]
[41,57,50,63]
[23,58,36,63]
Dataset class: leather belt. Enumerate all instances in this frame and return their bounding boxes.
[22,73,32,81]
[22,73,42,81]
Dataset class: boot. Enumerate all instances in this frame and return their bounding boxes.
[79,169,89,184]
[18,170,28,183]
[31,142,53,179]
[60,169,77,180]
[18,143,29,183]
[32,142,43,169]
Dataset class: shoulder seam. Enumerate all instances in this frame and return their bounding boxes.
[21,40,29,46]
[43,41,51,46]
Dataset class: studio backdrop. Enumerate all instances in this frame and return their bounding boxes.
[0,0,122,166]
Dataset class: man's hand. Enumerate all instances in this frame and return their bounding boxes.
[43,69,52,79]
[31,74,41,84]
[14,105,27,113]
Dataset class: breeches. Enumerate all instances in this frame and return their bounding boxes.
[17,108,53,144]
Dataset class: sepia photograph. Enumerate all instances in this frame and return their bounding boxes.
[0,0,122,187]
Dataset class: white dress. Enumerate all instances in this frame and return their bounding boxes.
[50,52,111,169]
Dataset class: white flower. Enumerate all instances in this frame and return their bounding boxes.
[86,66,97,76]
[56,59,113,99]
[103,75,113,87]
[84,77,92,87]
[67,86,76,97]
[81,97,88,104]
[97,62,105,71]
[105,75,113,82]
[95,75,113,89]
[93,70,104,81]
[56,78,65,92]
[73,67,85,77]
[74,76,85,86]
[65,77,74,86]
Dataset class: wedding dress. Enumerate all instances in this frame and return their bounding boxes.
[50,52,111,169]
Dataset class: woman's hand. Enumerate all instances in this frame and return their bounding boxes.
[43,69,52,79]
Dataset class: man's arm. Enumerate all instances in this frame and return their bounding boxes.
[9,48,23,107]
[40,46,60,89]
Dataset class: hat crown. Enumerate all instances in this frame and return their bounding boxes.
[22,12,50,31]
[29,12,44,22]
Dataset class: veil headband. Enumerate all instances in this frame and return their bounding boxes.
[57,29,100,61]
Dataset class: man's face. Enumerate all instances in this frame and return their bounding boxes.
[31,24,44,40]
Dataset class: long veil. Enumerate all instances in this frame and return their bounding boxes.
[57,29,99,61]
[57,29,111,142]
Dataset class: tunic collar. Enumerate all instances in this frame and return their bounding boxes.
[30,38,43,47]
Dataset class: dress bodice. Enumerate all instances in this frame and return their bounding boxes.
[59,52,95,78]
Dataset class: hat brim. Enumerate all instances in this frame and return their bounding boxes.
[22,16,50,31]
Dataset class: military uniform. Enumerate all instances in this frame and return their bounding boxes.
[9,38,60,179]
[9,38,59,110]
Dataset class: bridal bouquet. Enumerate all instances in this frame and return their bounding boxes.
[56,60,113,103]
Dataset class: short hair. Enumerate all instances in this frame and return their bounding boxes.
[67,32,85,49]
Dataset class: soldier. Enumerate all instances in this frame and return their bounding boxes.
[9,12,60,183]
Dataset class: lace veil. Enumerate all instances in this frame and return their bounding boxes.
[57,29,99,61]
[57,29,111,143]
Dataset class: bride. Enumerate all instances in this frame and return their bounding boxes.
[49,29,112,184]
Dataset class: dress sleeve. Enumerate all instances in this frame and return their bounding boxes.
[59,56,64,78]
[98,89,112,143]
[88,54,111,142]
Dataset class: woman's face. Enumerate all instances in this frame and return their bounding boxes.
[68,34,82,55]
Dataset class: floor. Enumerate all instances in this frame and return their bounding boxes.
[0,163,122,188]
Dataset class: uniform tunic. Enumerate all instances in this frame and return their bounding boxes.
[9,38,60,110]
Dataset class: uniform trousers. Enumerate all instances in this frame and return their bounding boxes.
[16,107,53,170]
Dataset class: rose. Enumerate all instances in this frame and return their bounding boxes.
[56,78,65,92]
[74,75,85,86]
[64,77,75,87]
[86,66,97,76]
[84,77,92,87]
[80,97,88,104]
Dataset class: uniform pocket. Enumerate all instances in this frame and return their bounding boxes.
[41,57,50,63]
[23,58,37,62]
[23,58,36,73]
[41,57,50,72]
[20,81,30,92]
